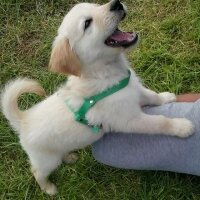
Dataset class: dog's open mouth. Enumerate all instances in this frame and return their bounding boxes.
[105,28,138,48]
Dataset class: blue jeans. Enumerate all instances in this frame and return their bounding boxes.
[92,100,200,176]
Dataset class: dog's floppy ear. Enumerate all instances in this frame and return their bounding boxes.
[49,37,81,76]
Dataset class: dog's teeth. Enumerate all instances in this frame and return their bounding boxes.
[110,40,118,45]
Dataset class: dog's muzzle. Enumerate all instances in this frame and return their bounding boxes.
[110,0,124,11]
[110,0,126,19]
[105,0,138,48]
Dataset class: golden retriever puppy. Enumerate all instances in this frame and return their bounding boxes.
[1,0,194,195]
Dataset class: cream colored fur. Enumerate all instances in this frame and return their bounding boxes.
[1,0,194,195]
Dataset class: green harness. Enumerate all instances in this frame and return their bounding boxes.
[65,70,131,134]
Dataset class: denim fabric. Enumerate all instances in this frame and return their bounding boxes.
[92,100,200,175]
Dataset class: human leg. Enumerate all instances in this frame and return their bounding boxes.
[92,100,200,175]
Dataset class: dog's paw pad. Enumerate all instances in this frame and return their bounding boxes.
[63,153,78,164]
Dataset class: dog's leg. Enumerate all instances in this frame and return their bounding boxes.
[125,113,194,137]
[30,152,62,195]
[63,152,78,164]
[139,87,176,106]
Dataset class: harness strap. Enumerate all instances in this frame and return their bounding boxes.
[65,70,131,133]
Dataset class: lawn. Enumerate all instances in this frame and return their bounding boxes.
[0,0,200,199]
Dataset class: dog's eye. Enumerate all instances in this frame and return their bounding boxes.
[84,18,92,31]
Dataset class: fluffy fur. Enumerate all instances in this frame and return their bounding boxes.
[1,0,194,195]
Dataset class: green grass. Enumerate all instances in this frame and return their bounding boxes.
[1,0,200,199]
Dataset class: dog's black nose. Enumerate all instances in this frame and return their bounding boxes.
[110,0,124,11]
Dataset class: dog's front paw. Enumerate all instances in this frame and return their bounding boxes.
[171,118,194,138]
[159,92,176,104]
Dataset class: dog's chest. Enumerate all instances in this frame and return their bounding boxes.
[85,78,141,131]
[61,73,142,132]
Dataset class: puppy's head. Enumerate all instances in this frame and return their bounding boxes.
[49,0,138,76]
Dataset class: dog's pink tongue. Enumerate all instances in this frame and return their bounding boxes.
[111,30,134,42]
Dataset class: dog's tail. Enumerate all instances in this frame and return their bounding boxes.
[1,78,45,132]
